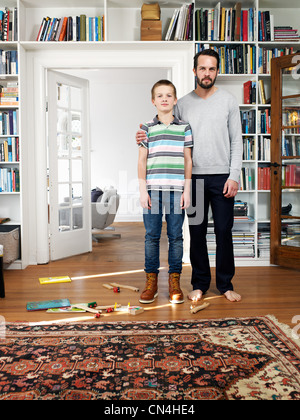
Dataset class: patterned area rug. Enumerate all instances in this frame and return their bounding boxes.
[0,316,299,400]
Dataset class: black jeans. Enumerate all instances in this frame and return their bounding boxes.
[188,174,235,294]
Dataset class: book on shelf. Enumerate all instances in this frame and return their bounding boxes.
[165,3,194,41]
[258,136,271,161]
[0,109,19,135]
[0,50,18,75]
[258,47,298,74]
[258,166,271,190]
[0,166,19,192]
[282,164,300,187]
[282,135,300,157]
[243,136,255,161]
[243,80,256,104]
[36,14,105,42]
[257,109,271,134]
[196,43,256,74]
[195,2,255,42]
[258,79,269,105]
[239,166,255,191]
[257,12,300,42]
[0,7,18,41]
[0,137,19,162]
[240,109,256,134]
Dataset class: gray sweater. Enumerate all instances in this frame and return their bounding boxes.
[175,88,243,183]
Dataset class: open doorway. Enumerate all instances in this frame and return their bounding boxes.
[47,67,170,261]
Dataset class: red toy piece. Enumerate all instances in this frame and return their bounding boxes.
[113,287,120,293]
[94,313,101,319]
[106,307,114,313]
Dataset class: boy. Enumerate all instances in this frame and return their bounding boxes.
[138,80,193,304]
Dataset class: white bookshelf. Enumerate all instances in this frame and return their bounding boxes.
[0,0,299,267]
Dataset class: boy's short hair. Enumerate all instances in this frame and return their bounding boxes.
[194,49,220,71]
[151,80,177,99]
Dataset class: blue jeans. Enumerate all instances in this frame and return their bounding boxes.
[143,190,185,274]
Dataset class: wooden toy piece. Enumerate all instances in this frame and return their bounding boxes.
[103,283,114,290]
[72,304,102,315]
[128,306,144,315]
[113,287,120,293]
[110,282,139,292]
[88,301,97,308]
[94,313,101,319]
[190,301,210,314]
[96,304,121,311]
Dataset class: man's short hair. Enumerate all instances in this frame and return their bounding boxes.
[151,80,177,100]
[194,49,220,71]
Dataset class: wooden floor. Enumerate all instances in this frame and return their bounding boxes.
[1,223,300,328]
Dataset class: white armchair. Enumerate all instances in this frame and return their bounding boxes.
[91,187,121,241]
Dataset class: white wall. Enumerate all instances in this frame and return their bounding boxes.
[64,67,169,221]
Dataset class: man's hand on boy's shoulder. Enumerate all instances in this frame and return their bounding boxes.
[136,124,147,145]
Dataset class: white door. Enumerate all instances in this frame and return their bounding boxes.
[47,70,91,261]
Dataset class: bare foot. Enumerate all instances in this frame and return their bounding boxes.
[188,289,203,301]
[224,290,242,302]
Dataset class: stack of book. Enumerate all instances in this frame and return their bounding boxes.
[0,167,19,192]
[233,231,255,258]
[0,137,19,162]
[36,15,105,42]
[274,26,300,42]
[196,44,256,74]
[258,224,270,259]
[234,200,248,216]
[0,7,18,41]
[165,3,194,41]
[195,2,255,42]
[0,83,18,106]
[282,223,300,247]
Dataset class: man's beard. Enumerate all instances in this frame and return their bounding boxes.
[197,75,217,90]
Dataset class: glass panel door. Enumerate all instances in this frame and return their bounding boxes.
[48,70,91,261]
[270,53,300,268]
[281,77,300,248]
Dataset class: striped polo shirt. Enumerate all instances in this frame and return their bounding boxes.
[140,116,193,192]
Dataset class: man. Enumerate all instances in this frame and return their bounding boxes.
[136,49,243,302]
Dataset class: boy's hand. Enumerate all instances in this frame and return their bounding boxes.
[181,190,191,210]
[136,124,147,145]
[140,191,151,209]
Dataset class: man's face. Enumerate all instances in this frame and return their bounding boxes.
[193,55,219,89]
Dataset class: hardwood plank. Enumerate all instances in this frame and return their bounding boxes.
[0,223,300,328]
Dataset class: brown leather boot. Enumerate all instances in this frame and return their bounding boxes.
[139,273,158,304]
[169,273,184,304]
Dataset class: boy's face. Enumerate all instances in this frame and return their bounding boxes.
[152,85,177,113]
[193,55,219,89]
